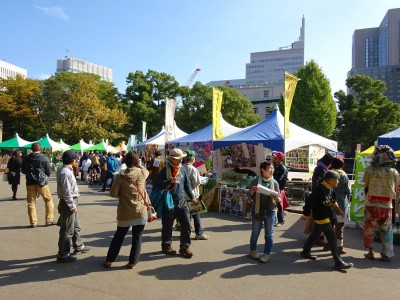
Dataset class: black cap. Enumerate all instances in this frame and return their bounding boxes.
[62,150,79,165]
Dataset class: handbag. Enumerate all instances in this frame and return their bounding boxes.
[134,181,157,222]
[2,173,8,182]
[150,185,174,219]
[188,200,208,215]
[147,206,157,222]
[303,215,314,234]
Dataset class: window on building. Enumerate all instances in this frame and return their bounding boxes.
[263,90,270,98]
[253,108,258,114]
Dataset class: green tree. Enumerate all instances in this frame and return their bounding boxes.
[0,75,43,140]
[41,72,128,144]
[335,74,400,152]
[175,82,260,133]
[279,60,337,137]
[124,70,181,139]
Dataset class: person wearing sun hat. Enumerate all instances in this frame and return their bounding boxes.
[183,150,209,240]
[153,148,197,258]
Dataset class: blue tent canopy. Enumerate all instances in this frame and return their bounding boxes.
[213,107,337,152]
[169,124,213,144]
[213,109,284,150]
[377,127,400,150]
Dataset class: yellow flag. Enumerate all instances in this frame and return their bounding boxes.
[212,88,224,140]
[284,72,300,138]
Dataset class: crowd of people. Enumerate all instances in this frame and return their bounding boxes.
[1,143,399,270]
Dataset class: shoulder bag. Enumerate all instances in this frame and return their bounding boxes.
[134,181,157,222]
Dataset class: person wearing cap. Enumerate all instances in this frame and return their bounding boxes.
[300,170,353,270]
[183,150,209,240]
[363,145,400,261]
[21,142,55,228]
[56,150,91,263]
[153,148,197,258]
[272,151,288,227]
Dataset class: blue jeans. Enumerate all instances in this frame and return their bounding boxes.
[250,210,276,254]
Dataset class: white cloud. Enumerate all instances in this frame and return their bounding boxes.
[36,6,69,22]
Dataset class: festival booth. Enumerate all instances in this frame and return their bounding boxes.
[213,106,337,176]
[136,123,187,160]
[377,127,400,150]
[209,107,338,217]
[0,134,34,171]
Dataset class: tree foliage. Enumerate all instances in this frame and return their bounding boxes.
[279,60,337,137]
[334,74,400,152]
[0,75,42,140]
[40,72,128,144]
[124,70,181,138]
[175,82,260,133]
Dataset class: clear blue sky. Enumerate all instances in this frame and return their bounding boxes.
[2,0,399,95]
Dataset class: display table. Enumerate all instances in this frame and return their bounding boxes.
[285,180,312,204]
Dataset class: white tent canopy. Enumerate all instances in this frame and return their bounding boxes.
[136,123,187,149]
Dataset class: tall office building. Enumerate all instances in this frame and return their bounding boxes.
[348,8,400,103]
[56,56,113,82]
[0,60,27,79]
[208,17,305,119]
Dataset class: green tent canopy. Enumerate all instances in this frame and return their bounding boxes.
[68,139,93,152]
[36,134,62,151]
[85,140,108,152]
[0,133,33,149]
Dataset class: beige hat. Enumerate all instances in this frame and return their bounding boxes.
[169,148,187,159]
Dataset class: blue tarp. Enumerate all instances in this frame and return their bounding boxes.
[377,127,400,150]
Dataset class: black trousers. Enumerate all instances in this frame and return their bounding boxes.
[302,221,341,264]
[106,225,145,264]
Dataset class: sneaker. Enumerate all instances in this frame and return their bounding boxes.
[45,221,56,226]
[179,247,193,258]
[274,223,282,227]
[194,234,209,240]
[259,253,270,263]
[57,254,77,263]
[249,250,261,259]
[72,246,91,255]
[161,244,177,255]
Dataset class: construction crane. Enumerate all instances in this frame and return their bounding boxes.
[185,68,201,86]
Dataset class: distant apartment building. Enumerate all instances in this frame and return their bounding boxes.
[56,56,113,82]
[208,17,305,119]
[0,60,27,79]
[348,8,400,103]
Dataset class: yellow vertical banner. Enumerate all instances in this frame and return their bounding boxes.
[212,88,224,140]
[284,72,300,138]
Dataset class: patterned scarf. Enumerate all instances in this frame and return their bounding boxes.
[166,160,182,191]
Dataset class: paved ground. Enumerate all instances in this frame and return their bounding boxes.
[0,173,399,299]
